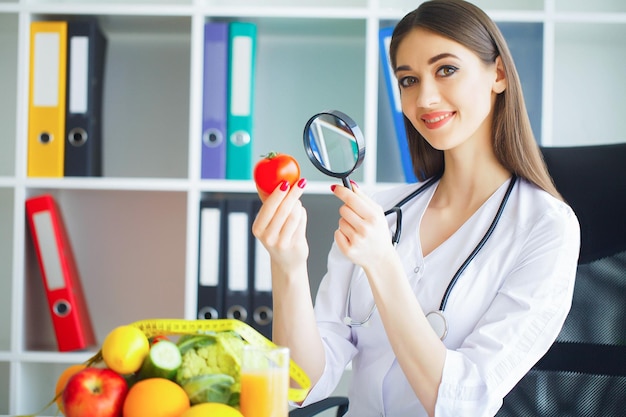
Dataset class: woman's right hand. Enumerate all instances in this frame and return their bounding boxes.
[253,178,326,387]
[252,178,308,274]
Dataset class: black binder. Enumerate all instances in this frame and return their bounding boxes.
[197,198,226,320]
[64,19,107,177]
[250,199,273,339]
[223,197,254,326]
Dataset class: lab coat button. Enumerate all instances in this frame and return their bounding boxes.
[414,265,420,273]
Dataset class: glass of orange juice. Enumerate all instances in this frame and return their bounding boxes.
[240,345,290,417]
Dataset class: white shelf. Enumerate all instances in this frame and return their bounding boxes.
[1,0,624,414]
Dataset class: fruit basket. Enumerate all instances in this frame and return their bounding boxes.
[20,319,311,417]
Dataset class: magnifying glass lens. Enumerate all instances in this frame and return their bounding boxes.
[303,110,365,188]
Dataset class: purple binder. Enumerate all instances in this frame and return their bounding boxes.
[201,21,229,179]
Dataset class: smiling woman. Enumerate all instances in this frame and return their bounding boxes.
[389,0,558,197]
[394,27,506,156]
[253,1,581,416]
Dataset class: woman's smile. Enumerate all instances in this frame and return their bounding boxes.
[421,111,456,129]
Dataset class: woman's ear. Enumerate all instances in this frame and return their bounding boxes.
[492,56,507,94]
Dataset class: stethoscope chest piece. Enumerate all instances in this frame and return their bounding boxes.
[426,310,448,341]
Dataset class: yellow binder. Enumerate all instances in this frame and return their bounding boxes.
[28,21,68,177]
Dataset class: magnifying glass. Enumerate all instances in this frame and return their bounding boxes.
[303,110,365,191]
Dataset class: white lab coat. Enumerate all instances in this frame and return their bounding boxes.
[299,177,580,417]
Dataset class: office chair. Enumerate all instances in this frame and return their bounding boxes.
[290,143,626,417]
[289,397,349,417]
[496,142,626,416]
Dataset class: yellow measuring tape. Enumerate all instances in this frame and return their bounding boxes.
[126,318,311,403]
[17,319,311,417]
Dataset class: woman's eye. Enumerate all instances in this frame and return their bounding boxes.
[399,76,417,88]
[437,65,458,77]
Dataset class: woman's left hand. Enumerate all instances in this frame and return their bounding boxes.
[331,182,396,269]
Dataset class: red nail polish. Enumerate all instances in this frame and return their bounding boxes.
[297,178,307,189]
[280,181,289,191]
[330,184,337,192]
[350,180,358,188]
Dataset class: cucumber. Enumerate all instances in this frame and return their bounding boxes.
[137,339,182,381]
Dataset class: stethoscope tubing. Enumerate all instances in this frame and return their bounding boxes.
[345,174,518,333]
[383,173,442,246]
[438,175,517,311]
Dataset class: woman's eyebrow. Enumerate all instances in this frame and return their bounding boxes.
[394,52,460,74]
[428,52,459,65]
[394,64,412,74]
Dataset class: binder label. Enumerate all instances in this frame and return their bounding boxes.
[230,36,253,117]
[254,239,272,292]
[227,212,249,291]
[69,36,89,114]
[199,207,221,287]
[32,211,65,290]
[33,33,61,107]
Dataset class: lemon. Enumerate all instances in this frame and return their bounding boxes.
[180,403,244,417]
[102,325,150,374]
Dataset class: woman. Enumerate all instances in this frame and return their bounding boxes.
[252,1,580,416]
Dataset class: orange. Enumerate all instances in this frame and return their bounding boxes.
[55,364,87,413]
[102,325,150,374]
[123,377,190,417]
[180,403,244,417]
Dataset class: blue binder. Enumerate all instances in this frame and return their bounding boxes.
[379,26,417,183]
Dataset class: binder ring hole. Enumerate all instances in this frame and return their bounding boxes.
[198,306,219,320]
[53,300,71,317]
[39,132,52,144]
[203,128,223,148]
[230,131,250,147]
[68,128,88,147]
[253,306,273,326]
[226,305,248,322]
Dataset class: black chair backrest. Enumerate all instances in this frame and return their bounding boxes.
[498,143,626,416]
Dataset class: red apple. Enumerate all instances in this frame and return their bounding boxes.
[62,367,128,417]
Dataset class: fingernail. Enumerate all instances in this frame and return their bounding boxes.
[297,178,307,189]
[350,180,358,188]
[280,181,289,191]
[330,184,337,192]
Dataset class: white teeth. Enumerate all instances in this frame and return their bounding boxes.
[424,113,452,123]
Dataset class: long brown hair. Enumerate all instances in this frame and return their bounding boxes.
[389,0,561,199]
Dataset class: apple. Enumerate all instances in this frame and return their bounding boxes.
[62,367,128,417]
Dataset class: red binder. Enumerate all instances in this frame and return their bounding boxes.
[25,194,96,351]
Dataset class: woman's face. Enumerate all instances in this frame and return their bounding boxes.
[394,27,505,153]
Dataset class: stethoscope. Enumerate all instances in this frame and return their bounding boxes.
[343,174,518,341]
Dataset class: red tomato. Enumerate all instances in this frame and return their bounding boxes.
[253,152,300,201]
[148,335,169,346]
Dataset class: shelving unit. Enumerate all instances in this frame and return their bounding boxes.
[0,0,624,414]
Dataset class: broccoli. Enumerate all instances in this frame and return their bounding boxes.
[175,332,246,405]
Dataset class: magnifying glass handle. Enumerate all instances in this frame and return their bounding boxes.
[342,176,352,191]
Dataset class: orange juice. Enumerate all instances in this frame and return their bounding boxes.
[240,368,289,417]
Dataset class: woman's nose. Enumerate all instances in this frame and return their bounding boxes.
[415,78,440,108]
